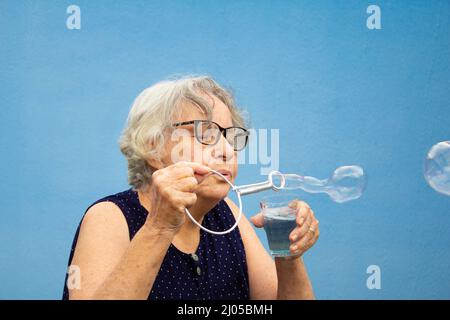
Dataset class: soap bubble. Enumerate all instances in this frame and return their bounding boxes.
[424,141,450,196]
[280,165,367,203]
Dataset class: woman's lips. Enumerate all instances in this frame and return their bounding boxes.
[195,169,232,183]
[216,169,232,179]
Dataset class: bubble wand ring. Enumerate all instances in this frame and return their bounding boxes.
[184,169,243,235]
[184,170,286,235]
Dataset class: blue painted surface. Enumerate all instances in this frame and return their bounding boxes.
[0,0,449,299]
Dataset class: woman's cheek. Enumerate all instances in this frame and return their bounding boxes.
[232,158,238,178]
[167,135,196,163]
[197,181,230,198]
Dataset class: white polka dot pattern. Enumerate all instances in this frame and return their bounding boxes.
[63,188,250,300]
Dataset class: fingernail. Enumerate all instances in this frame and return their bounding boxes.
[291,245,298,252]
[299,217,305,225]
[292,234,298,242]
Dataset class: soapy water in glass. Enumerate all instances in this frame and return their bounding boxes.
[184,165,367,235]
[260,195,298,257]
[424,141,450,196]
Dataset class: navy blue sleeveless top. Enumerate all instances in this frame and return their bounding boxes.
[62,188,250,300]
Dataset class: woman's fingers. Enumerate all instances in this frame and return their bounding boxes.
[288,203,312,239]
[290,217,319,255]
[289,212,311,242]
[299,218,319,249]
[147,162,208,231]
[160,161,211,184]
[289,227,301,242]
[171,166,195,178]
[170,189,198,211]
[289,200,309,224]
[155,162,209,190]
[173,176,199,193]
[297,208,313,237]
[172,161,211,175]
[286,200,320,255]
[250,212,264,228]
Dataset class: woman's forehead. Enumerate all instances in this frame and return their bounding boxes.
[175,96,233,126]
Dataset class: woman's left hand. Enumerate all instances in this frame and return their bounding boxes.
[285,200,319,259]
[250,199,320,259]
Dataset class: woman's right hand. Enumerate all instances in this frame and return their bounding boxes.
[143,161,211,234]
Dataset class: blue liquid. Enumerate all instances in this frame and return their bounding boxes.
[263,209,297,257]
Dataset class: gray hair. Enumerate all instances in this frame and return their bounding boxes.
[118,75,249,191]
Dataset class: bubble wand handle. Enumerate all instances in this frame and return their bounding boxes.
[234,171,286,195]
[184,170,286,235]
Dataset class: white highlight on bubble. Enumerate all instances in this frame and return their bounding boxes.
[424,141,450,196]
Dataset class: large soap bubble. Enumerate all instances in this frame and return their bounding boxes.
[280,165,367,203]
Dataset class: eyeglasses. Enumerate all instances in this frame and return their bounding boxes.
[172,120,250,151]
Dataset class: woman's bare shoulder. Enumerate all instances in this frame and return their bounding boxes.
[79,201,130,242]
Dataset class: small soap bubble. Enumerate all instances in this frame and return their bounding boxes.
[424,141,450,196]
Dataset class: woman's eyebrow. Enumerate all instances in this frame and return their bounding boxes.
[173,123,195,133]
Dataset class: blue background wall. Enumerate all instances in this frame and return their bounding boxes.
[0,0,449,299]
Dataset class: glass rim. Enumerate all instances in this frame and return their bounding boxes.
[260,193,299,207]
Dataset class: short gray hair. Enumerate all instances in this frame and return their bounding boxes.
[118,75,249,191]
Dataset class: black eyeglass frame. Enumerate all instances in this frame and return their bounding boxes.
[172,120,250,151]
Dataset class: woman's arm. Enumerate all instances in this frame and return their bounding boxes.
[68,161,210,299]
[68,201,175,300]
[224,197,278,299]
[225,197,316,300]
[275,258,315,300]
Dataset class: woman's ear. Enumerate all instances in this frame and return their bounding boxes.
[145,138,167,170]
[146,158,164,171]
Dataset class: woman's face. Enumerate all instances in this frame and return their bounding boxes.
[157,94,239,201]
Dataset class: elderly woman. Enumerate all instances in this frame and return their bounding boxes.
[63,76,319,300]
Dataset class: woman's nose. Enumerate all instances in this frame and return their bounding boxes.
[211,134,235,162]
